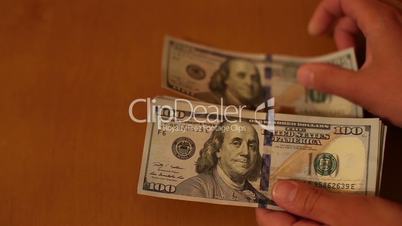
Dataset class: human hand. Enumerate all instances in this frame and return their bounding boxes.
[255,180,402,226]
[297,0,402,127]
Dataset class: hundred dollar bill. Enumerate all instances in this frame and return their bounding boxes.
[162,36,362,117]
[137,97,382,209]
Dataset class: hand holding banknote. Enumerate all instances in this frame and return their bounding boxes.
[257,0,402,225]
[162,36,363,118]
[297,0,402,127]
[138,97,385,210]
[256,181,402,226]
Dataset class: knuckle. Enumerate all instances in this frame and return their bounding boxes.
[300,188,323,216]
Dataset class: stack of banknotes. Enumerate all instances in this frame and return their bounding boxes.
[136,37,386,210]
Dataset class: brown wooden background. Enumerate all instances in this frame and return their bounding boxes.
[1,0,401,225]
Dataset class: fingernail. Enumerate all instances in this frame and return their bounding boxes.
[297,67,314,88]
[273,181,298,203]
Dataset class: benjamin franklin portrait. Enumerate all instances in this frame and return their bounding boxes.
[195,58,265,108]
[175,121,270,204]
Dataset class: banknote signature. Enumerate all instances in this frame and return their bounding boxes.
[150,162,185,180]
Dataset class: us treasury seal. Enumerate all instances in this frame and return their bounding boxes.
[186,64,206,80]
[171,137,196,160]
[314,153,338,176]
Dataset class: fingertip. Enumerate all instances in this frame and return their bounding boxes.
[297,66,315,88]
[273,181,299,205]
[308,20,321,36]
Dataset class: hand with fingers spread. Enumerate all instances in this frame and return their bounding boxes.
[297,0,402,127]
[256,0,402,225]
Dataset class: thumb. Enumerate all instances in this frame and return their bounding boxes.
[272,180,363,224]
[297,63,363,104]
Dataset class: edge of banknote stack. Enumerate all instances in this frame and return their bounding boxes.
[137,96,386,210]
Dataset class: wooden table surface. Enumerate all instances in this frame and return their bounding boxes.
[1,0,401,225]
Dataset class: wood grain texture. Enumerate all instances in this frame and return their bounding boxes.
[1,0,400,226]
